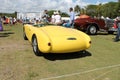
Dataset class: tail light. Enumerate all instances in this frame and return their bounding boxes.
[48,42,51,46]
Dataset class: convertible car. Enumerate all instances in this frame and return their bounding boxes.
[23,24,91,56]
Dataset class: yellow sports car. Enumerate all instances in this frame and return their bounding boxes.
[23,24,91,56]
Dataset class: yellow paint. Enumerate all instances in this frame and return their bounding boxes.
[24,24,91,53]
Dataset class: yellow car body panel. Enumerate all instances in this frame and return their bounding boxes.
[24,24,91,53]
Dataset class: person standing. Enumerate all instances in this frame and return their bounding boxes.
[51,11,56,24]
[63,7,75,28]
[42,10,50,23]
[54,11,62,25]
[114,17,120,42]
[0,16,3,31]
[69,7,75,28]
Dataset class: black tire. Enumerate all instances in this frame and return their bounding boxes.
[74,26,81,30]
[23,31,28,40]
[87,25,97,35]
[108,31,114,34]
[32,36,42,56]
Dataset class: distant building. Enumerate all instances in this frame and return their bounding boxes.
[17,12,42,20]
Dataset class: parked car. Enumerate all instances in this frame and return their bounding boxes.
[113,19,120,29]
[74,15,116,35]
[23,24,91,56]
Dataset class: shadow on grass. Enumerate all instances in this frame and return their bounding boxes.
[0,32,14,37]
[97,32,108,35]
[43,51,92,61]
[96,32,116,35]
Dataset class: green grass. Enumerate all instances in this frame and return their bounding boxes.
[0,23,120,80]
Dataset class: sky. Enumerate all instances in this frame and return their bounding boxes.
[0,0,118,13]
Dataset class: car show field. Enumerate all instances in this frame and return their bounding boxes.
[0,23,120,80]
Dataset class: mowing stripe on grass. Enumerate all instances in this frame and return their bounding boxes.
[40,64,120,80]
[93,68,118,80]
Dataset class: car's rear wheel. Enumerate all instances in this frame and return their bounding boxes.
[108,31,114,34]
[87,25,97,35]
[32,36,42,56]
[74,26,81,30]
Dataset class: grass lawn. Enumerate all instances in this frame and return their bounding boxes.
[0,23,120,80]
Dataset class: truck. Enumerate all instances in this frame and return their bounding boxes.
[74,15,117,35]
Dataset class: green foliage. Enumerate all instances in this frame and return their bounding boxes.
[47,10,56,17]
[101,2,118,18]
[61,12,69,17]
[0,11,17,18]
[48,10,69,17]
[75,2,120,18]
[74,5,81,14]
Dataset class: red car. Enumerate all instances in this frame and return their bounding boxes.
[74,15,116,35]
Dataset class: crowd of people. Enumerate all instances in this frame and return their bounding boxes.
[0,16,17,31]
[41,10,62,25]
[41,7,75,28]
[51,11,62,25]
[17,7,75,28]
[0,16,17,25]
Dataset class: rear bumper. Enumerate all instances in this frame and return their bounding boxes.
[50,36,91,53]
[108,27,117,32]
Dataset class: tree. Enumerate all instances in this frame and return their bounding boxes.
[101,2,118,18]
[85,2,119,18]
[80,8,86,15]
[74,5,81,15]
[47,10,56,17]
[61,12,69,17]
[86,5,97,17]
[97,3,102,18]
[115,2,120,16]
[47,10,69,17]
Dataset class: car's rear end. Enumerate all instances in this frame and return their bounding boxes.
[111,20,120,32]
[104,19,117,34]
[41,26,91,53]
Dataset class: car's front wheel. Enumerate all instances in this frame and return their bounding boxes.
[32,36,42,56]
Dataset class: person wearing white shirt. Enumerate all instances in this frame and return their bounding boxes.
[69,7,75,28]
[62,7,75,28]
[54,11,62,25]
[51,12,56,24]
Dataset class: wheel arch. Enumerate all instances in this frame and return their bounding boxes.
[23,26,28,40]
[31,32,52,53]
[86,23,99,35]
[31,34,42,56]
[87,23,99,31]
[32,34,36,42]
